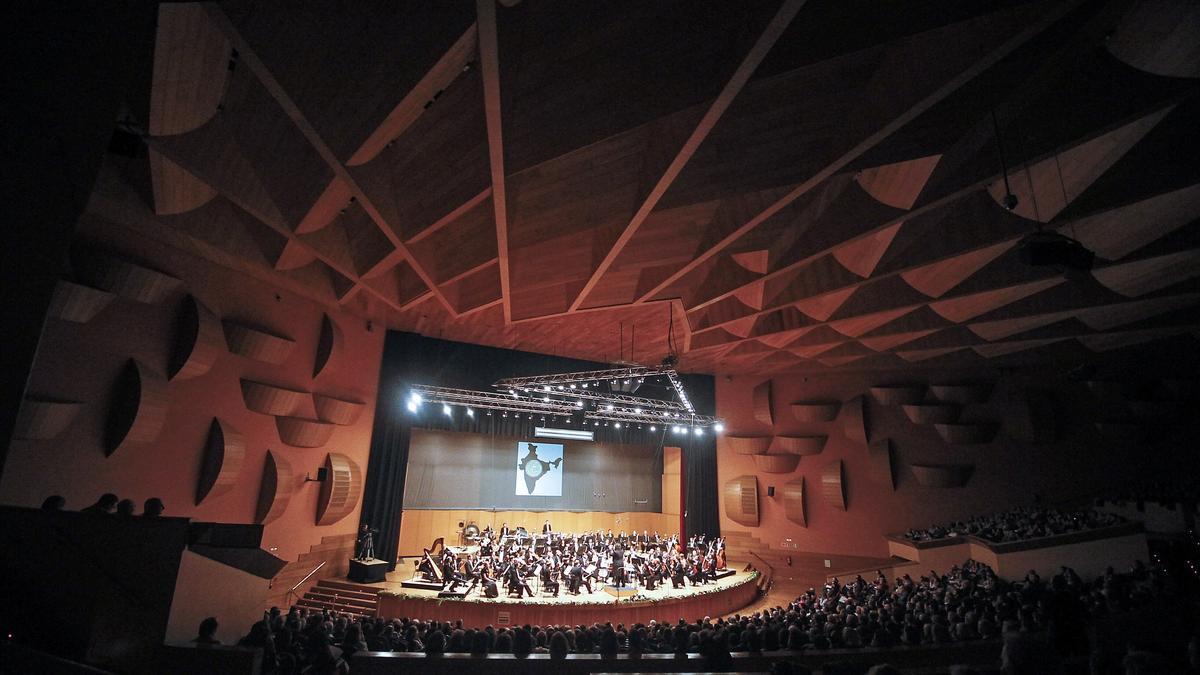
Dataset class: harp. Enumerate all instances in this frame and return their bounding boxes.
[420,537,445,582]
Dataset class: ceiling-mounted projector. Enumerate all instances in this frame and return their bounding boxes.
[1017,230,1095,273]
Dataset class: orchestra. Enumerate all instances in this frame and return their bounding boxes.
[413,526,726,600]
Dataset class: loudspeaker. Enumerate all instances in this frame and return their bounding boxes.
[767,486,775,497]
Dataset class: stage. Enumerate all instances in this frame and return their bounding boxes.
[364,564,760,626]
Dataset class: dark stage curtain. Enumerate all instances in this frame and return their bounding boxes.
[360,331,719,567]
[679,374,719,540]
[359,332,413,570]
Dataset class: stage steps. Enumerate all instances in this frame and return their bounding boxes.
[295,578,381,618]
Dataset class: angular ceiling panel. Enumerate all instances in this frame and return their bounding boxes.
[855,154,941,210]
[828,305,917,338]
[1092,249,1200,297]
[968,310,1076,341]
[831,222,903,278]
[972,337,1070,358]
[986,106,1173,222]
[1066,183,1200,261]
[859,328,940,352]
[793,287,857,321]
[929,277,1065,323]
[900,240,1015,298]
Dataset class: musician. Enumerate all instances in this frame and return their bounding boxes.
[441,549,466,592]
[542,519,553,535]
[506,560,533,598]
[687,554,707,585]
[480,564,500,599]
[568,561,593,595]
[671,559,687,589]
[539,560,560,597]
[499,522,511,541]
[418,551,440,582]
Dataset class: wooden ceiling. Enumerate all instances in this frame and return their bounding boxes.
[87,0,1200,374]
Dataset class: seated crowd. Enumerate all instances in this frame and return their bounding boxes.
[902,506,1124,544]
[1096,479,1200,510]
[218,558,1194,674]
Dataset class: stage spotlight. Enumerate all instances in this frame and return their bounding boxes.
[542,396,550,402]
[714,423,724,433]
[411,392,423,405]
[442,404,452,416]
[693,427,702,435]
[649,426,656,432]
[466,408,475,417]
[406,400,418,413]
[614,422,621,428]
[634,408,642,414]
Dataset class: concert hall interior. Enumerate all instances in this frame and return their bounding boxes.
[4,1,1200,674]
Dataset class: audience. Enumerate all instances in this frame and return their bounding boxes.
[81,492,118,514]
[903,506,1124,544]
[216,554,1196,674]
[193,617,220,645]
[40,493,165,516]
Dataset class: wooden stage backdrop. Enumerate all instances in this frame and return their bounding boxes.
[377,573,759,627]
[398,510,680,557]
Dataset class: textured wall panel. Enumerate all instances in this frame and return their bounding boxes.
[752,379,774,426]
[169,295,223,381]
[910,463,973,488]
[241,380,309,416]
[105,359,169,456]
[195,418,246,504]
[14,398,83,440]
[723,475,759,526]
[312,394,365,425]
[256,450,294,525]
[820,459,846,511]
[316,453,363,526]
[313,313,344,378]
[790,401,840,422]
[781,478,806,526]
[223,321,296,364]
[47,280,114,323]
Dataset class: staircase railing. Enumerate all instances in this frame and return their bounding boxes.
[749,550,774,593]
[285,560,326,607]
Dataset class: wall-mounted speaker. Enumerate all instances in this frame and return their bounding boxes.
[767,486,775,497]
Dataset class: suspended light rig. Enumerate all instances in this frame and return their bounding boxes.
[407,364,721,430]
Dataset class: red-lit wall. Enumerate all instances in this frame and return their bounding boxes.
[716,362,1197,559]
[0,233,384,564]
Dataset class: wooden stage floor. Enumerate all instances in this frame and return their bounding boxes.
[362,565,749,606]
[362,562,763,626]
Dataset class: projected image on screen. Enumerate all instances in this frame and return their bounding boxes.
[515,441,563,496]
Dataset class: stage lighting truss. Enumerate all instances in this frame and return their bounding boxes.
[411,366,722,428]
[408,385,577,416]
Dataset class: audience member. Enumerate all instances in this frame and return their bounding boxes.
[40,495,65,511]
[194,617,220,645]
[81,493,118,514]
[143,497,165,517]
[116,498,136,516]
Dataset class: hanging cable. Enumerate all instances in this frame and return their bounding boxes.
[991,108,1018,211]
